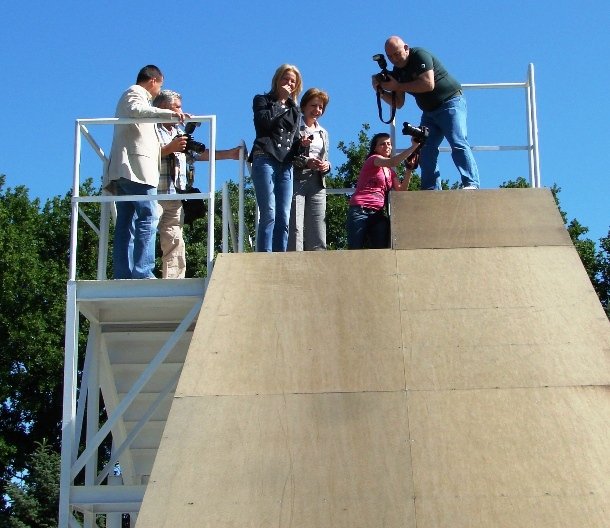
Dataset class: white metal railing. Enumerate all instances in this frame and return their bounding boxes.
[389,63,541,188]
[69,116,218,282]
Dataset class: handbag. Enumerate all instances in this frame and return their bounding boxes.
[177,186,206,225]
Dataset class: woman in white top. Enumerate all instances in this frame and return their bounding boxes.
[288,88,331,251]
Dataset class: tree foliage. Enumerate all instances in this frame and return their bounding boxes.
[5,441,60,528]
[0,175,99,523]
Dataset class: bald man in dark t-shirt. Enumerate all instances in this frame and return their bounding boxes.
[373,36,480,190]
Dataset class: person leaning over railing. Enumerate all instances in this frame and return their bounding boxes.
[153,90,241,279]
[105,65,187,279]
[288,88,332,252]
[346,133,419,250]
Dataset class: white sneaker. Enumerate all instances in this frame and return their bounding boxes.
[462,185,478,190]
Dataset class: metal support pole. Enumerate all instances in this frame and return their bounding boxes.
[98,200,111,280]
[69,122,81,281]
[238,141,246,253]
[207,116,217,280]
[58,281,80,528]
[83,325,101,528]
[105,475,123,528]
[222,183,229,253]
[528,63,541,187]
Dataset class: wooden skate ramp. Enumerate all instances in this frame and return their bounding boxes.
[390,187,572,249]
[137,189,609,527]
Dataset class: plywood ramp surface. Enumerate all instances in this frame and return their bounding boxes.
[178,250,404,396]
[409,386,609,528]
[137,392,416,527]
[137,190,609,527]
[391,188,572,249]
[398,245,610,390]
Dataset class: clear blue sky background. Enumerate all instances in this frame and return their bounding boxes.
[1,1,608,242]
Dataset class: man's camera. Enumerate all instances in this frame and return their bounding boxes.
[402,122,429,145]
[372,53,392,83]
[176,122,206,155]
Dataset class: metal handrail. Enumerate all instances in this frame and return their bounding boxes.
[69,116,217,282]
[390,63,541,188]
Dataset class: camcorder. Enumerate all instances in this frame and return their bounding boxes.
[402,122,429,145]
[176,122,206,155]
[372,53,392,83]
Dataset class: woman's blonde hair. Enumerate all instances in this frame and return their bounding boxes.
[270,64,303,100]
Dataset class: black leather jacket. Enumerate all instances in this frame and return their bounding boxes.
[250,92,301,163]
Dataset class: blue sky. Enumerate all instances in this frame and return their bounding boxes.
[1,1,608,242]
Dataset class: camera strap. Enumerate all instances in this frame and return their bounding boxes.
[376,87,397,124]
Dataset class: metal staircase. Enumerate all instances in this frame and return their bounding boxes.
[60,278,204,527]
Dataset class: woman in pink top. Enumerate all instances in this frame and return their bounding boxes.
[346,132,419,249]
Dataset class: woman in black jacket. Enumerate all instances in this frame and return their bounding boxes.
[250,64,303,252]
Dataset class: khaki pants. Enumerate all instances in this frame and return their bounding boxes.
[157,200,186,279]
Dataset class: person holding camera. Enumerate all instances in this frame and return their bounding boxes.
[106,65,187,280]
[372,36,480,191]
[346,133,419,249]
[153,89,241,279]
[288,88,331,251]
[249,64,303,252]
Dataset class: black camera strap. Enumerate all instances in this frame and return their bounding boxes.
[376,87,397,124]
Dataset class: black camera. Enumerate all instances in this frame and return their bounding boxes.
[402,122,429,144]
[372,53,392,83]
[177,122,206,155]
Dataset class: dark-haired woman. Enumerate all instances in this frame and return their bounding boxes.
[346,133,419,249]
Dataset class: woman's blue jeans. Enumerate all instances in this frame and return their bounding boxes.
[419,95,480,190]
[113,178,158,279]
[346,206,390,249]
[251,155,293,252]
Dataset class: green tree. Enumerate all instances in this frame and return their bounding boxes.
[597,231,610,318]
[5,440,60,528]
[0,175,100,522]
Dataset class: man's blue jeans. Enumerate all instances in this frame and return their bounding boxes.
[419,95,480,190]
[251,155,293,252]
[113,178,157,279]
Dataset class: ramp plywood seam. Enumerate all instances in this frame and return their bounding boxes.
[404,393,419,527]
[394,249,420,523]
[394,251,408,392]
[171,384,610,399]
[405,384,610,394]
[173,389,410,398]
